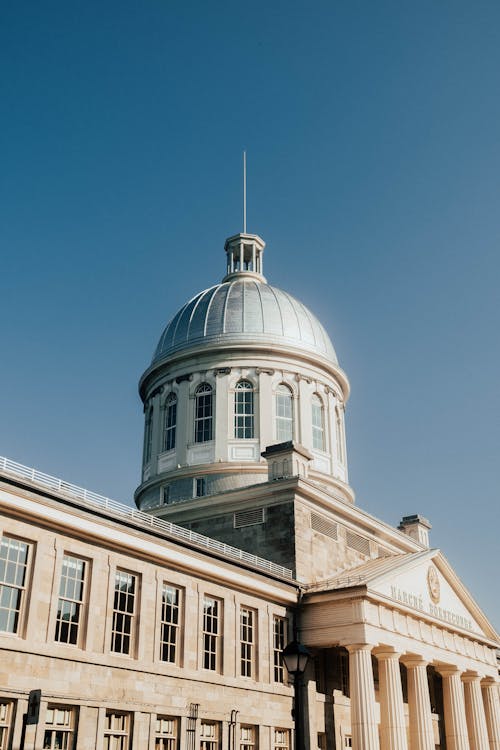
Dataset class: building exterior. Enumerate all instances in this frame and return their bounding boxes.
[0,230,499,750]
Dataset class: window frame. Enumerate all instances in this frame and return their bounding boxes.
[0,699,15,750]
[272,615,286,683]
[194,383,214,444]
[0,534,33,636]
[160,583,182,665]
[239,606,256,679]
[239,724,258,750]
[311,394,325,451]
[110,569,138,657]
[202,595,222,672]
[273,728,290,750]
[54,553,88,647]
[199,720,221,750]
[234,380,255,439]
[103,710,132,750]
[275,384,293,442]
[43,704,78,750]
[144,407,154,464]
[155,715,179,750]
[163,393,177,452]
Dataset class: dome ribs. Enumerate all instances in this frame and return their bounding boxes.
[151,281,337,364]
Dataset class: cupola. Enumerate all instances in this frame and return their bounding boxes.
[222,233,266,282]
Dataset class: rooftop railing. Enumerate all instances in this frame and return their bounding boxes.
[0,455,294,581]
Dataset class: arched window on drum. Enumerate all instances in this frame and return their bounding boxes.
[163,393,177,452]
[234,380,254,439]
[144,407,153,464]
[275,384,293,442]
[194,383,213,443]
[312,394,325,451]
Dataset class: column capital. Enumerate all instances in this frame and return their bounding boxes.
[346,643,374,654]
[481,676,498,688]
[435,664,462,678]
[374,648,402,662]
[401,655,428,669]
[461,671,481,683]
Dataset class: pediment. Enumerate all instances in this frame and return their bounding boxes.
[365,550,498,641]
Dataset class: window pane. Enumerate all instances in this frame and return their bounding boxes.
[160,585,181,664]
[276,386,293,442]
[235,381,254,439]
[164,394,177,452]
[111,572,137,655]
[0,536,31,634]
[195,385,213,443]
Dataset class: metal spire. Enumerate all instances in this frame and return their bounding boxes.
[243,150,247,234]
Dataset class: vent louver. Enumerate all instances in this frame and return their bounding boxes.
[234,507,265,528]
[311,513,338,540]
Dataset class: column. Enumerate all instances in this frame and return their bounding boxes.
[404,657,434,750]
[347,644,380,750]
[482,678,500,749]
[462,673,489,750]
[439,667,470,750]
[377,651,408,750]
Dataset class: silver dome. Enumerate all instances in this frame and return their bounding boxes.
[152,278,338,364]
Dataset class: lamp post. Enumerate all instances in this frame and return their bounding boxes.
[282,640,311,750]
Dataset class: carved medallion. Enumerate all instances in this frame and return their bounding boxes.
[427,565,440,604]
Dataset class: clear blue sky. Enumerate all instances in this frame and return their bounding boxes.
[1,1,499,628]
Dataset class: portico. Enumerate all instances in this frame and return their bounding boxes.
[301,551,500,749]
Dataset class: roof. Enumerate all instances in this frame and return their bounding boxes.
[152,278,338,365]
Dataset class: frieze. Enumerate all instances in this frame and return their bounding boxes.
[390,585,473,632]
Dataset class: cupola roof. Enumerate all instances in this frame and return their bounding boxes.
[151,233,338,366]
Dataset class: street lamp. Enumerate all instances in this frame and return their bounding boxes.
[282,640,311,750]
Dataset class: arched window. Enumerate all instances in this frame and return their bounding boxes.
[312,394,325,451]
[234,380,254,439]
[276,384,293,442]
[195,383,213,443]
[163,393,177,452]
[144,408,153,464]
[336,406,345,464]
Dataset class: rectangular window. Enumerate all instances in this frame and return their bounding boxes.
[273,729,290,750]
[200,721,220,750]
[0,700,14,750]
[104,711,131,750]
[273,616,286,683]
[111,570,137,655]
[344,737,352,749]
[43,705,77,750]
[240,607,255,678]
[155,716,179,750]
[203,596,222,671]
[0,535,32,634]
[240,725,257,750]
[160,584,181,664]
[194,477,207,498]
[55,555,86,645]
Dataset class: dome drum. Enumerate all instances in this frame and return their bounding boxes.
[135,233,351,511]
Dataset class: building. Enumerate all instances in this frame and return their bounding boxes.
[0,230,499,750]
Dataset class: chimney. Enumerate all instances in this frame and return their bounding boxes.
[261,441,312,481]
[398,514,431,548]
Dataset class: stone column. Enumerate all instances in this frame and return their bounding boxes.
[377,651,408,750]
[439,667,470,750]
[482,678,500,749]
[462,672,489,750]
[347,644,380,750]
[404,657,434,750]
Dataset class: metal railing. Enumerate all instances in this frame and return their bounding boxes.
[0,455,294,581]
